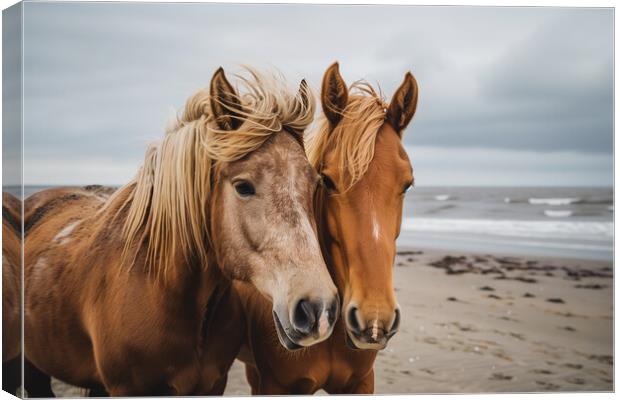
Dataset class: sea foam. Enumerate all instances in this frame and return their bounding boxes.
[401,218,613,241]
[544,210,573,218]
[528,197,581,206]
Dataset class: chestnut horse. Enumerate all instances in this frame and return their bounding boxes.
[236,62,418,394]
[22,67,338,396]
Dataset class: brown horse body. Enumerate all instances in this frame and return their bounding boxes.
[3,192,22,394]
[22,68,337,396]
[24,184,221,395]
[235,63,418,395]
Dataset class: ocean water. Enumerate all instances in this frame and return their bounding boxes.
[400,187,613,261]
[5,185,614,261]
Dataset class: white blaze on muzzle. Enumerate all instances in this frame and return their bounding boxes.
[372,319,379,341]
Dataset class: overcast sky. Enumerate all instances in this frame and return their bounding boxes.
[14,3,613,186]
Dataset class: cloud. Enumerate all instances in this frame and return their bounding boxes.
[18,3,613,186]
[24,155,141,186]
[406,146,612,187]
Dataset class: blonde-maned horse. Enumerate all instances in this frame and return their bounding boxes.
[23,67,338,396]
[236,62,418,394]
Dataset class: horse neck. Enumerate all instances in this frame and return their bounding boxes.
[101,184,225,303]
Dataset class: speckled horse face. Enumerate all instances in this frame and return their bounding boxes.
[209,70,338,350]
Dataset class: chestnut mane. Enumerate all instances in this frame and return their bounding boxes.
[307,81,387,191]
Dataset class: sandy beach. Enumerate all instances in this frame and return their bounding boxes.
[49,247,613,396]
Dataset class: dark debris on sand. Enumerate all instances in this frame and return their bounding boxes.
[587,354,613,365]
[426,255,612,284]
[495,276,538,284]
[490,373,513,381]
[575,283,607,289]
[561,326,576,332]
[395,251,424,267]
[562,266,612,281]
[397,250,424,256]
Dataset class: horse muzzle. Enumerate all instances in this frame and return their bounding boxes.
[272,295,339,350]
[345,305,400,350]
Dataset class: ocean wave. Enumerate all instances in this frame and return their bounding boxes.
[434,194,451,201]
[401,217,613,240]
[528,197,581,206]
[544,210,573,218]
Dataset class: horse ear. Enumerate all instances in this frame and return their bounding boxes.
[386,72,418,136]
[321,62,348,127]
[297,79,311,111]
[209,67,244,131]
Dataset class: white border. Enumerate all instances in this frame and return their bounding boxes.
[0,1,615,400]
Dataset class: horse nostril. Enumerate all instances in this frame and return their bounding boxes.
[293,299,319,334]
[327,297,339,325]
[346,306,362,334]
[389,308,401,335]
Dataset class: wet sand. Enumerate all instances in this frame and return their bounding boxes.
[50,248,613,395]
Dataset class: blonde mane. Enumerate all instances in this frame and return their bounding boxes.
[117,68,315,276]
[307,81,387,191]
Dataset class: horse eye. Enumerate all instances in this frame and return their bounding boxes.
[402,182,413,194]
[321,174,338,193]
[234,181,256,197]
